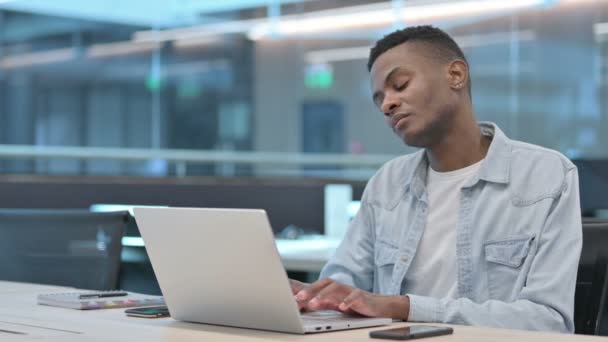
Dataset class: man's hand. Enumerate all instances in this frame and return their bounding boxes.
[289,279,309,295]
[338,287,410,320]
[295,278,352,311]
[293,278,410,320]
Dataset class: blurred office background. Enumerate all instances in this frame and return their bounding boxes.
[0,2,607,332]
[0,0,606,232]
[0,0,604,177]
[0,0,605,212]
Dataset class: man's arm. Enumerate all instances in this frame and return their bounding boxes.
[318,200,376,290]
[408,167,582,332]
[291,198,378,313]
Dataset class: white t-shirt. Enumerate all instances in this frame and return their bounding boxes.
[402,159,483,299]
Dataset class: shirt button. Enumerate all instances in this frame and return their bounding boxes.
[401,256,408,262]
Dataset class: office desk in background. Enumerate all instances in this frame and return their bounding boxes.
[0,281,606,342]
[119,236,339,294]
[275,237,340,272]
[122,236,339,273]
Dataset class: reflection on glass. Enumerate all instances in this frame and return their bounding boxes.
[0,1,604,179]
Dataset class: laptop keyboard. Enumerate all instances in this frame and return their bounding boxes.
[301,310,367,324]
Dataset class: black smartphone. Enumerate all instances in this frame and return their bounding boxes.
[124,306,170,318]
[369,325,453,340]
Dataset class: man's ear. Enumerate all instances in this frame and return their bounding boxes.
[447,59,468,90]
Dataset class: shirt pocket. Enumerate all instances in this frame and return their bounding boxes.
[484,236,534,299]
[374,241,399,294]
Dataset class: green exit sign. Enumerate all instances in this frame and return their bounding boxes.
[305,63,333,89]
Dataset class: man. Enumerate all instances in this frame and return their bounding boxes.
[291,25,582,333]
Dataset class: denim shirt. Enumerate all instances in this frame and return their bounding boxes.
[320,122,582,333]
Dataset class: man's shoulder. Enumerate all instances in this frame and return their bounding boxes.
[380,150,423,172]
[506,139,577,203]
[373,150,423,182]
[508,139,575,173]
[361,150,423,207]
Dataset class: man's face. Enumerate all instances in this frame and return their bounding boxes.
[370,42,457,148]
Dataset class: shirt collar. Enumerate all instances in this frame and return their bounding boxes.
[404,121,512,197]
[477,121,511,184]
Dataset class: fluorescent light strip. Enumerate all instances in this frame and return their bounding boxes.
[306,46,370,64]
[406,0,544,20]
[132,2,396,42]
[0,48,75,69]
[560,0,608,3]
[250,0,545,39]
[304,30,536,64]
[133,0,546,43]
[455,30,536,47]
[86,41,160,58]
[134,19,264,42]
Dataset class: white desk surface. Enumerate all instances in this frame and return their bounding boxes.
[275,237,340,272]
[0,281,605,342]
[122,236,339,273]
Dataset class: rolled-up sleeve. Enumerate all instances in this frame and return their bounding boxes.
[320,199,376,292]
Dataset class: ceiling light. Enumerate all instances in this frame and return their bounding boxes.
[250,0,545,39]
[0,48,75,69]
[133,0,548,43]
[304,30,536,64]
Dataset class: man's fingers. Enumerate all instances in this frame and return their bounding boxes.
[289,279,308,295]
[308,298,339,311]
[314,282,351,302]
[338,289,380,318]
[308,282,340,310]
[308,282,349,310]
[338,288,363,312]
[307,278,335,295]
[295,278,333,301]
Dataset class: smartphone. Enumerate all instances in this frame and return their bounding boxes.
[369,325,453,340]
[124,306,170,318]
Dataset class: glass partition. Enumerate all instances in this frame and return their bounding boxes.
[0,0,605,179]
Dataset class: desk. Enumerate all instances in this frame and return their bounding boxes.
[0,281,605,342]
[275,238,339,272]
[122,236,339,273]
[119,237,338,294]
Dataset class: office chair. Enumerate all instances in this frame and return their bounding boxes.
[0,209,129,290]
[575,222,608,335]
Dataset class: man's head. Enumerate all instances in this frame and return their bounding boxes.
[368,25,471,148]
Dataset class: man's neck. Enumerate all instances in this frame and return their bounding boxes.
[426,115,491,173]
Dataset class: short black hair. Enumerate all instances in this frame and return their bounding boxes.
[367,25,471,93]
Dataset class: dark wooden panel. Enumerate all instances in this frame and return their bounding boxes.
[0,175,366,234]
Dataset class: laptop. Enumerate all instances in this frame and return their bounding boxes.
[133,207,392,334]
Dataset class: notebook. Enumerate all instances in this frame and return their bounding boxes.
[37,290,165,310]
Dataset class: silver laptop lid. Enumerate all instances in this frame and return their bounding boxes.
[133,207,306,334]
